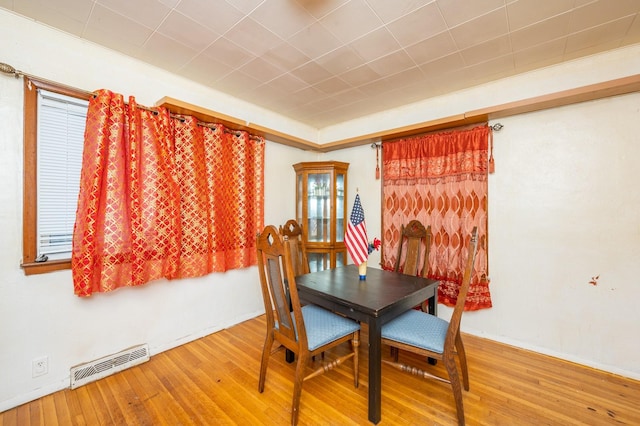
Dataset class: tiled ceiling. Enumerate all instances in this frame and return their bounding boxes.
[3,0,640,128]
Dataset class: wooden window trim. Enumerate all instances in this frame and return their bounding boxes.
[21,78,91,275]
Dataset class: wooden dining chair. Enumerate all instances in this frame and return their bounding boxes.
[279,219,310,276]
[394,219,431,277]
[256,225,360,426]
[394,220,433,312]
[381,226,479,426]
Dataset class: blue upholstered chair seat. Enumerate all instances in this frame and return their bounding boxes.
[300,305,360,351]
[382,309,448,354]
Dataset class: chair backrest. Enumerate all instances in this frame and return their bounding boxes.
[444,226,479,350]
[394,220,432,277]
[279,219,310,276]
[257,225,307,351]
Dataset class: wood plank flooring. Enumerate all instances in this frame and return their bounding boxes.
[1,314,639,425]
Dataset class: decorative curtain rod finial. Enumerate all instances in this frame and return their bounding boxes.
[0,62,19,77]
[490,123,503,131]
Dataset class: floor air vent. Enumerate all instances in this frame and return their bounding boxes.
[70,344,150,389]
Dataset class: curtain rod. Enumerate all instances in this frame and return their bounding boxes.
[371,123,504,149]
[1,61,262,140]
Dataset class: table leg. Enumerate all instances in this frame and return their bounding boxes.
[368,318,382,424]
[428,293,438,316]
[428,293,438,365]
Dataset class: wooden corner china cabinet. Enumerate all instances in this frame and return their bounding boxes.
[293,161,348,272]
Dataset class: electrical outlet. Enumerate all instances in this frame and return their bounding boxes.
[32,356,48,377]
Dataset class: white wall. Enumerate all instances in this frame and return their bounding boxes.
[471,93,640,377]
[1,6,639,413]
[0,10,314,411]
[329,94,640,381]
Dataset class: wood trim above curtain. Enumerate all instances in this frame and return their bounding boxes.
[382,125,492,310]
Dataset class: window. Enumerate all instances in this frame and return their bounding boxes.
[22,78,90,275]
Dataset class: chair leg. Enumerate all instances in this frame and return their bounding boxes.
[444,352,465,426]
[258,333,274,393]
[455,332,469,391]
[291,352,309,426]
[352,331,360,388]
[390,346,399,362]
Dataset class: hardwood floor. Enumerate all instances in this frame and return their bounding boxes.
[1,314,639,425]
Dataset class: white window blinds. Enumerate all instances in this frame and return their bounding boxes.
[37,89,88,260]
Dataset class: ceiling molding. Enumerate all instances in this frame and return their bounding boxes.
[157,73,640,153]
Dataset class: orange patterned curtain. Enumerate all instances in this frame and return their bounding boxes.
[72,89,264,296]
[382,125,491,310]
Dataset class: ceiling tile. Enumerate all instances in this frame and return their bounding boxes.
[265,73,309,93]
[623,12,640,44]
[97,0,171,29]
[350,27,402,62]
[404,30,458,65]
[513,38,566,71]
[288,86,325,105]
[305,95,347,112]
[157,0,180,7]
[506,0,574,31]
[338,64,382,86]
[385,2,448,45]
[358,66,425,96]
[262,42,311,71]
[214,70,262,95]
[158,11,219,51]
[569,0,640,33]
[419,52,466,78]
[330,87,366,105]
[365,0,432,24]
[180,53,233,84]
[250,83,291,105]
[367,50,416,76]
[566,16,634,54]
[315,46,364,74]
[320,0,383,44]
[460,35,511,66]
[224,17,283,56]
[202,36,254,68]
[564,39,622,62]
[290,61,333,85]
[85,4,152,46]
[465,54,515,83]
[510,13,571,52]
[287,22,343,59]
[294,0,350,19]
[224,0,264,15]
[313,76,351,94]
[250,0,316,39]
[437,0,505,27]
[13,0,92,35]
[139,33,199,71]
[449,7,509,50]
[238,57,284,82]
[176,0,244,33]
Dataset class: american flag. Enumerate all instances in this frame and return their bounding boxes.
[345,194,368,265]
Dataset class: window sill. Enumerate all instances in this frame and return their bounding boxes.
[21,259,71,275]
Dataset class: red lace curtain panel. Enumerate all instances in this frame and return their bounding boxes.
[72,89,265,296]
[382,125,492,310]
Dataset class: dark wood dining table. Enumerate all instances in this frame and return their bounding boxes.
[296,264,439,424]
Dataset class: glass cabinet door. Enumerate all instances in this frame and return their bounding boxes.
[293,162,349,271]
[307,172,331,243]
[336,172,345,243]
